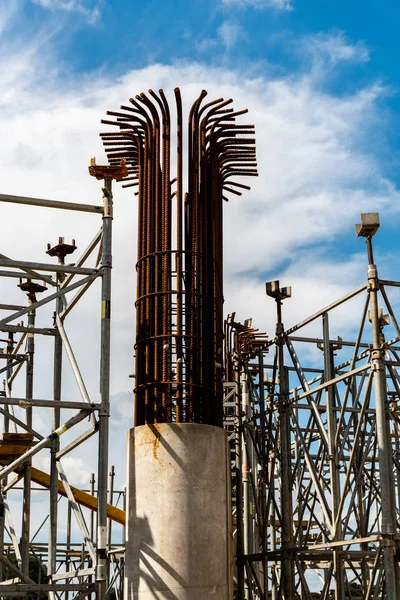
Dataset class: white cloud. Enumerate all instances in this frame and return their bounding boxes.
[0,26,398,570]
[299,30,370,67]
[196,21,244,53]
[0,38,397,396]
[222,0,293,11]
[218,21,244,51]
[196,37,218,53]
[40,455,92,486]
[32,0,101,24]
[0,0,21,35]
[224,253,368,339]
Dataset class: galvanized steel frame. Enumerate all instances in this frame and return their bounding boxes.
[0,189,123,599]
[227,216,400,599]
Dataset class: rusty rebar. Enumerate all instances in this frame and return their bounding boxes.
[101,89,257,426]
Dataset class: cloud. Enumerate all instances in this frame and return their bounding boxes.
[0,0,21,35]
[32,0,102,24]
[196,37,218,53]
[1,25,399,569]
[40,456,92,486]
[224,253,368,339]
[218,21,244,51]
[299,30,370,67]
[196,21,244,53]
[222,0,293,11]
[0,35,397,397]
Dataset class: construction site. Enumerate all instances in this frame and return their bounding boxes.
[0,88,399,600]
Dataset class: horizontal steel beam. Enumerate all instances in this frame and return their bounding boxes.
[0,272,99,326]
[0,324,56,336]
[268,283,367,345]
[294,363,371,403]
[0,397,99,409]
[0,257,99,276]
[0,192,103,214]
[51,567,95,581]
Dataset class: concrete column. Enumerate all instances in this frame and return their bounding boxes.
[125,423,232,599]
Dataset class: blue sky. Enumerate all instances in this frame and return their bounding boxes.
[1,0,400,492]
[17,0,400,89]
[1,2,400,574]
[11,0,400,191]
[1,0,400,381]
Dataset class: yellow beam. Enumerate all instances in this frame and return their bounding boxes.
[30,467,126,526]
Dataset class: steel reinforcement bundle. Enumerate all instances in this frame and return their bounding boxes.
[101,88,257,427]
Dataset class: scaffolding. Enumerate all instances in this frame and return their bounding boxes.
[1,133,400,600]
[228,213,400,599]
[0,171,126,599]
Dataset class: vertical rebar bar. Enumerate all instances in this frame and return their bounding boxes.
[101,90,257,427]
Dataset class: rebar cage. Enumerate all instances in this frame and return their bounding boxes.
[101,88,258,427]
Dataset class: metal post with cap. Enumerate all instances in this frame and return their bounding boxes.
[266,280,294,600]
[18,279,47,575]
[89,157,127,600]
[46,237,77,595]
[355,212,400,598]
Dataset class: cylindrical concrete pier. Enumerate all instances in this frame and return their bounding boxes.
[125,423,232,599]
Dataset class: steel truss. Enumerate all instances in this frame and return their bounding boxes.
[226,213,400,599]
[0,175,125,600]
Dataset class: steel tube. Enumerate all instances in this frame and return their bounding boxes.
[55,314,93,407]
[0,257,98,276]
[241,369,250,600]
[96,177,112,597]
[0,397,99,409]
[49,260,64,594]
[0,272,100,327]
[0,252,55,287]
[0,193,103,214]
[21,301,34,575]
[268,284,367,346]
[367,247,399,598]
[275,302,295,600]
[322,312,345,600]
[0,409,93,481]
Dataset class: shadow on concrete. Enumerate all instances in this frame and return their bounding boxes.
[125,427,188,599]
[148,424,186,471]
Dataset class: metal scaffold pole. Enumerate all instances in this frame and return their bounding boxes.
[277,299,295,600]
[363,219,400,598]
[96,175,113,599]
[0,178,125,599]
[21,288,36,576]
[323,312,345,600]
[225,213,400,598]
[48,236,76,596]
